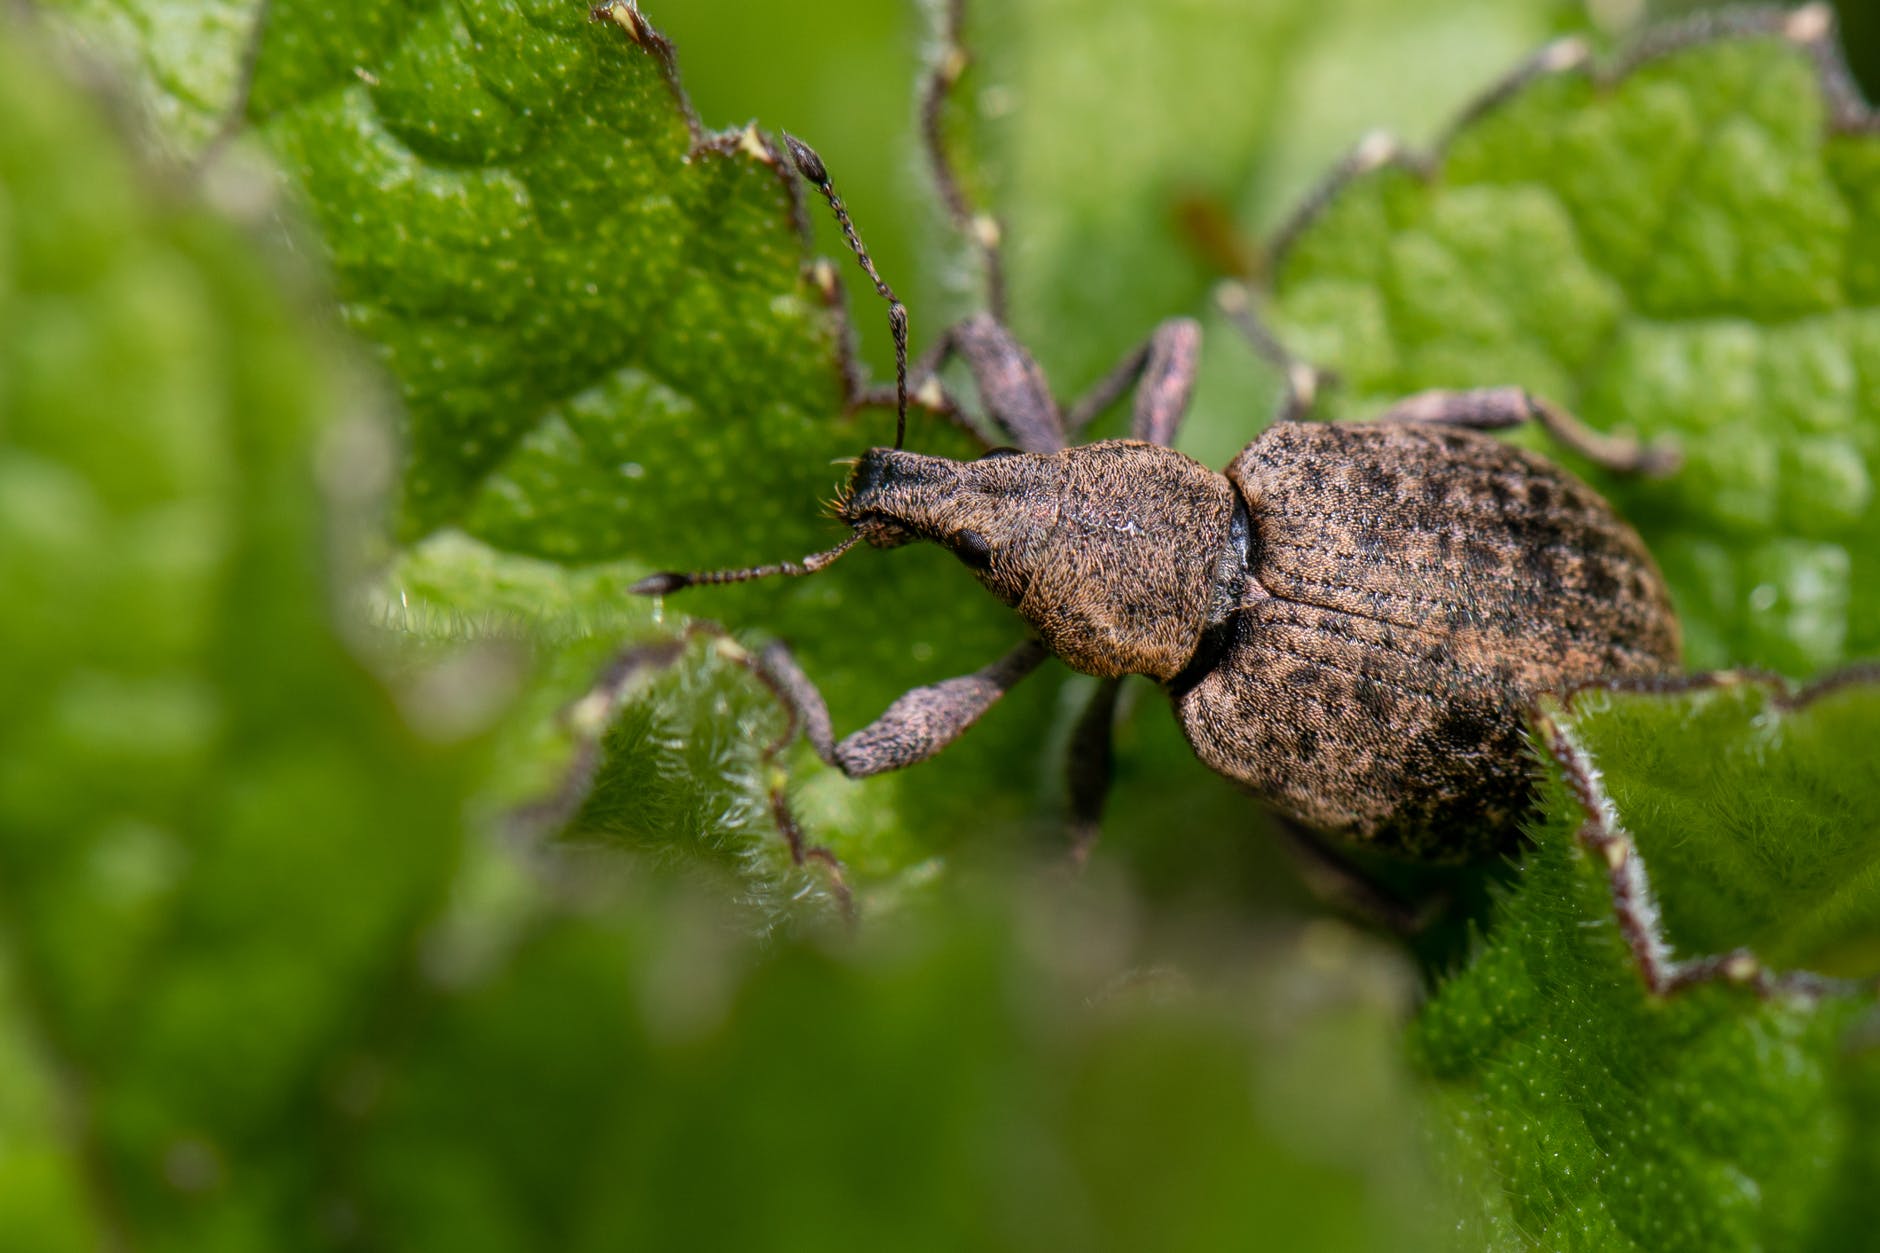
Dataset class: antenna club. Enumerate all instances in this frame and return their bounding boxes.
[782,133,828,184]
[630,572,688,596]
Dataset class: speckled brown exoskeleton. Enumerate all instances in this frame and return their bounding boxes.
[619,4,1683,916]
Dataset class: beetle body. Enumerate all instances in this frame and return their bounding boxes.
[840,420,1681,859]
[635,130,1683,871]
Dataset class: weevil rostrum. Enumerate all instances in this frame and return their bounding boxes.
[616,3,1683,885]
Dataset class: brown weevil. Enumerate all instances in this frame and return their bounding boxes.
[628,30,1683,893]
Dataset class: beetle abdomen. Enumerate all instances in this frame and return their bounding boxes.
[1174,419,1680,856]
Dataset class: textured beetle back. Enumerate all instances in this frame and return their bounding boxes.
[1175,420,1681,857]
[1234,421,1678,669]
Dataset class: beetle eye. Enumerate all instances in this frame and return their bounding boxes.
[953,529,994,569]
[977,446,1022,460]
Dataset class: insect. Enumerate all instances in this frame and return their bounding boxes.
[627,12,1682,897]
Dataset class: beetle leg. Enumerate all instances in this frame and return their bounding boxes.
[1376,387,1681,476]
[1275,821,1446,938]
[918,0,1010,322]
[831,309,1066,453]
[755,638,1051,777]
[925,315,1067,452]
[893,0,1070,452]
[1213,282,1330,424]
[1065,677,1125,864]
[1062,318,1204,447]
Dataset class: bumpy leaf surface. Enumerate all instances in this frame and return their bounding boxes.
[1417,672,1880,1251]
[1268,14,1880,676]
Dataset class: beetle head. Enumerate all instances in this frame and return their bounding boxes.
[628,139,1236,679]
[836,441,1236,680]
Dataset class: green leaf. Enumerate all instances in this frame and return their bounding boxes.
[247,2,842,548]
[976,0,1567,412]
[0,16,469,1246]
[1415,670,1880,1249]
[246,1,1067,905]
[1557,670,1880,974]
[349,880,1450,1253]
[1267,12,1880,675]
[39,0,259,155]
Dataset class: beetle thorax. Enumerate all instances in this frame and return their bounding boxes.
[838,441,1238,680]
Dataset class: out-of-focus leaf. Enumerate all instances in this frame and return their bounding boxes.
[0,16,469,1247]
[39,0,259,155]
[350,879,1448,1253]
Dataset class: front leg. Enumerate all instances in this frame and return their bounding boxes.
[1376,386,1680,475]
[928,315,1066,453]
[756,638,1051,777]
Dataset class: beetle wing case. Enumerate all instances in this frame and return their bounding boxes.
[1174,420,1681,858]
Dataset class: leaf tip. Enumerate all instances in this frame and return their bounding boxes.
[738,124,776,165]
[1785,3,1835,47]
[1537,36,1591,75]
[590,1,650,45]
[1350,130,1402,174]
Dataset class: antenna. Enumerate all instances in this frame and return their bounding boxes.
[629,536,859,597]
[783,134,910,450]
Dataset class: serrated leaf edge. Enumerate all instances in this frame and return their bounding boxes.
[1531,662,1880,1003]
[506,622,855,920]
[1263,3,1876,273]
[588,2,982,457]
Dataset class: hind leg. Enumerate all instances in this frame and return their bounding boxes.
[1374,387,1679,475]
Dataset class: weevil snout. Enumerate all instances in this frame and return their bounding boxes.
[844,446,955,504]
[838,447,961,548]
[837,441,1240,681]
[837,447,1064,597]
